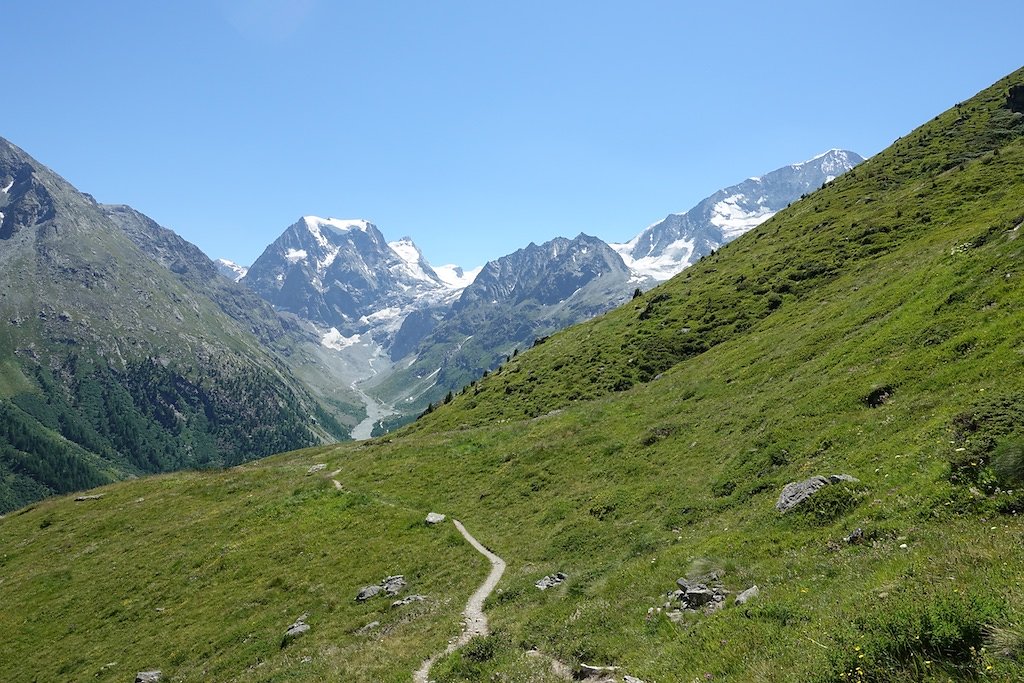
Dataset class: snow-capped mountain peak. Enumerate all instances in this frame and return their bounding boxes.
[387,236,444,286]
[215,258,248,282]
[613,149,863,282]
[302,216,370,235]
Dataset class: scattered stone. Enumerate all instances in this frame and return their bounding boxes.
[775,474,859,513]
[357,575,407,602]
[425,512,446,525]
[577,663,620,679]
[844,527,864,544]
[671,576,730,613]
[306,463,326,475]
[284,613,310,641]
[624,676,647,683]
[391,594,427,608]
[683,585,716,607]
[135,672,162,683]
[300,656,312,664]
[734,585,760,606]
[356,584,382,602]
[74,494,104,501]
[535,572,567,590]
[355,620,380,635]
[382,575,406,596]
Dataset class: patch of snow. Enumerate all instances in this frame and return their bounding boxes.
[215,258,248,282]
[387,237,439,284]
[1,179,12,194]
[792,149,856,177]
[321,328,361,351]
[284,248,308,264]
[709,193,777,241]
[435,264,482,289]
[359,307,404,326]
[304,215,370,236]
[301,216,371,257]
[620,236,698,281]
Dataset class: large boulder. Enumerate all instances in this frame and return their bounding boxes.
[775,474,859,513]
[356,584,382,602]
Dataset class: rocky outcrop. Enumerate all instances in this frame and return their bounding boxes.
[775,474,859,513]
[535,572,567,590]
[391,594,427,608]
[135,672,162,683]
[284,613,310,641]
[356,584,382,602]
[1009,85,1024,114]
[356,575,407,602]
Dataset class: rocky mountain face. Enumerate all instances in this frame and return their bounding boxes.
[373,234,636,412]
[214,258,247,281]
[0,137,350,512]
[612,149,864,280]
[243,217,459,343]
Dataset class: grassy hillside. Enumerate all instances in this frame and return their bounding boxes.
[2,68,1024,682]
[0,452,490,683]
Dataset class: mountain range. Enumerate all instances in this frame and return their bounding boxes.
[230,149,862,428]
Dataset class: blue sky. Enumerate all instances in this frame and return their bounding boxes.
[4,1,1022,269]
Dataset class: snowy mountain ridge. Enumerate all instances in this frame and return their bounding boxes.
[612,149,864,281]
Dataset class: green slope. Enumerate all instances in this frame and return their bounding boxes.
[3,68,1024,682]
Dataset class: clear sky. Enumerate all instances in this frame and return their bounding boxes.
[3,1,1022,269]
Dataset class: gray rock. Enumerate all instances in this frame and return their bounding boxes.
[356,620,380,635]
[624,676,647,683]
[683,585,716,607]
[844,527,864,544]
[284,613,310,640]
[391,594,427,608]
[135,672,162,683]
[735,585,760,606]
[775,474,859,513]
[382,575,406,596]
[535,572,567,590]
[74,494,104,501]
[306,463,326,474]
[285,621,310,639]
[577,663,620,678]
[425,512,446,525]
[356,584,382,602]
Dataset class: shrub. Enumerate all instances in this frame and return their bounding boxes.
[991,438,1024,487]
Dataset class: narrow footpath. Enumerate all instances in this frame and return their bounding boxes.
[413,519,506,683]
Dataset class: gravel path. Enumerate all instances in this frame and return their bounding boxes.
[413,518,506,683]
